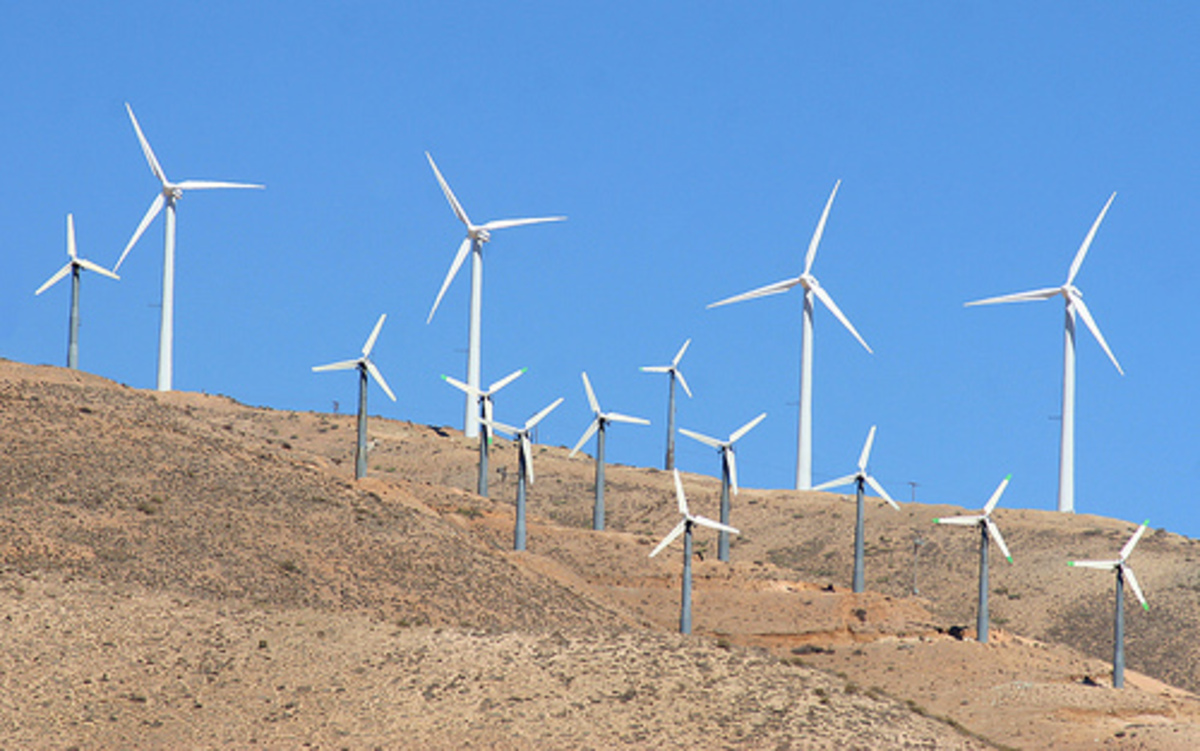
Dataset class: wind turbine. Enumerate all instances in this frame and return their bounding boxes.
[424,151,565,439]
[484,397,564,551]
[812,425,899,593]
[568,372,649,531]
[1068,520,1150,689]
[312,314,397,480]
[965,193,1123,514]
[933,475,1014,644]
[640,338,693,470]
[114,103,263,392]
[442,367,526,497]
[650,469,740,634]
[708,181,872,490]
[35,214,120,369]
[678,412,766,562]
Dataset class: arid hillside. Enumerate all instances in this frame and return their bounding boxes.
[2,359,1200,749]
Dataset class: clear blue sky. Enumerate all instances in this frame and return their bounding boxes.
[3,4,1198,537]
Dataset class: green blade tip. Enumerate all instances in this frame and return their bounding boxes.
[1142,603,1150,612]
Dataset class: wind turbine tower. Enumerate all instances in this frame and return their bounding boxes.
[966,193,1123,513]
[35,214,120,369]
[641,338,693,470]
[812,425,899,592]
[708,181,872,490]
[115,103,264,392]
[569,372,649,531]
[678,412,766,562]
[424,152,565,439]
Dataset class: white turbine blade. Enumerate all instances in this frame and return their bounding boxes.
[488,367,526,394]
[985,518,1013,562]
[672,338,691,367]
[691,514,740,535]
[483,418,519,437]
[35,263,73,296]
[1071,295,1124,375]
[362,313,387,357]
[366,360,397,402]
[803,179,841,276]
[76,258,120,281]
[427,236,473,324]
[1120,520,1150,561]
[983,474,1011,515]
[1067,192,1116,286]
[857,425,878,472]
[650,520,687,558]
[811,283,872,354]
[603,412,649,426]
[675,369,693,399]
[640,365,670,373]
[707,276,801,309]
[175,180,264,191]
[679,427,722,449]
[812,474,858,492]
[569,419,600,457]
[66,214,77,259]
[673,468,689,516]
[729,412,767,444]
[525,397,564,430]
[1068,559,1119,570]
[521,435,535,485]
[425,152,471,228]
[933,515,983,526]
[726,448,739,496]
[480,216,566,232]
[964,287,1061,307]
[581,372,600,414]
[440,373,477,397]
[312,359,359,373]
[126,103,167,186]
[865,474,899,510]
[1122,564,1149,611]
[483,397,495,427]
[115,193,165,271]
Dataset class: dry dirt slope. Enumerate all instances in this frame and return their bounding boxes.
[0,360,989,749]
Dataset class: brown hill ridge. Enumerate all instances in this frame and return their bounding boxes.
[2,359,1200,748]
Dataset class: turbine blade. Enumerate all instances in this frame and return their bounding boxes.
[115,193,165,271]
[440,373,476,396]
[480,216,566,232]
[483,418,519,437]
[1068,559,1120,569]
[672,338,691,367]
[66,213,77,259]
[985,518,1013,562]
[174,180,264,191]
[811,283,872,353]
[691,515,740,535]
[1071,295,1124,375]
[522,435,535,485]
[76,258,120,280]
[865,474,899,510]
[1122,564,1149,611]
[366,360,397,402]
[640,365,670,373]
[729,412,767,443]
[726,448,739,496]
[126,103,167,185]
[425,152,471,227]
[675,369,693,399]
[427,236,473,324]
[1066,192,1116,286]
[707,277,801,309]
[964,287,1061,307]
[673,468,689,516]
[581,372,600,414]
[650,520,687,558]
[804,179,841,276]
[857,425,877,471]
[362,313,387,357]
[812,474,858,492]
[983,474,1011,515]
[488,367,526,394]
[35,263,73,296]
[312,359,359,372]
[679,427,722,449]
[1120,520,1150,561]
[569,419,599,457]
[933,515,983,526]
[525,397,564,430]
[603,412,650,425]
